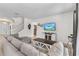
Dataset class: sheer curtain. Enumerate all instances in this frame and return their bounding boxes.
[0,23,10,35]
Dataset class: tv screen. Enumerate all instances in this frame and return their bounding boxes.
[42,22,56,31]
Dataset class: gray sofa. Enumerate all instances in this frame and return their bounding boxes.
[1,35,46,56]
[0,35,71,56]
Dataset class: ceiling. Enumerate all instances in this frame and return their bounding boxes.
[0,3,76,19]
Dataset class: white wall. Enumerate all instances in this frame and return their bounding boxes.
[33,12,73,43]
[19,18,33,37]
[19,12,73,43]
[11,17,24,34]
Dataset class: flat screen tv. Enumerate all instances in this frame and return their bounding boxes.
[42,22,56,31]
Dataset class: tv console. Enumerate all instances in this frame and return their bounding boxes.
[43,31,57,41]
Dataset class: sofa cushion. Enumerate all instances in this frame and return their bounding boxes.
[49,42,64,56]
[64,47,69,56]
[10,37,23,49]
[3,39,23,56]
[0,35,5,56]
[64,42,73,56]
[6,36,13,42]
[20,43,47,56]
